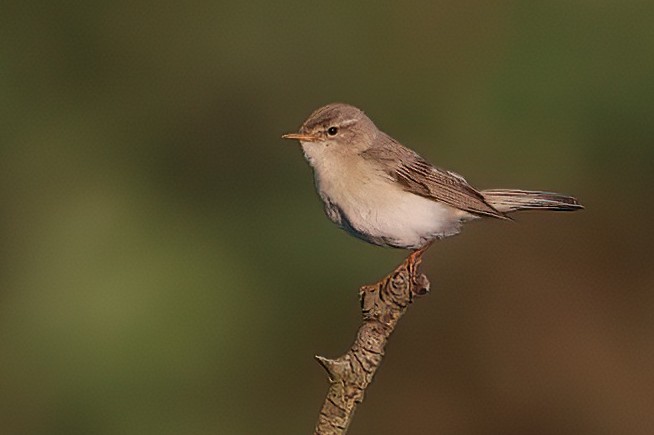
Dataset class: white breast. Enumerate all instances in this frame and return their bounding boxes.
[303,143,470,249]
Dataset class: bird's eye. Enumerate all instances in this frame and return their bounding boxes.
[327,126,338,136]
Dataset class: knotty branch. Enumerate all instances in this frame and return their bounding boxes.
[313,255,430,434]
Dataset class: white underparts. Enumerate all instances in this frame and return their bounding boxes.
[302,141,475,249]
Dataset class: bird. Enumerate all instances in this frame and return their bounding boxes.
[282,103,583,265]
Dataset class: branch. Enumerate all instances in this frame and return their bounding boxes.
[313,255,431,435]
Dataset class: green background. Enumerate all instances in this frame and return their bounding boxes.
[2,1,653,434]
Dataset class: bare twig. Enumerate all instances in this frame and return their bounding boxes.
[313,255,431,434]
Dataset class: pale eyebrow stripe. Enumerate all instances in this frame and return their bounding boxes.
[339,118,359,128]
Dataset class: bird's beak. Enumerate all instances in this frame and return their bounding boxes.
[281,133,319,142]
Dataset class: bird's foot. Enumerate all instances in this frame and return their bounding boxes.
[405,242,433,269]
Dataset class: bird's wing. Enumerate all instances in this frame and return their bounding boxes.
[394,157,507,218]
[361,134,507,219]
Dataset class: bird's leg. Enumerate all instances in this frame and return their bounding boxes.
[406,242,433,267]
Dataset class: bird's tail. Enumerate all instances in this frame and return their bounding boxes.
[481,189,583,214]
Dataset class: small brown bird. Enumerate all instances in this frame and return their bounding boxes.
[283,103,583,264]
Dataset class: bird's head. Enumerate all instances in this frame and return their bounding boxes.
[282,103,378,161]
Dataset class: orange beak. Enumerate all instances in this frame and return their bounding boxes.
[281,133,319,142]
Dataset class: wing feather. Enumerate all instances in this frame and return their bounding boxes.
[361,133,506,219]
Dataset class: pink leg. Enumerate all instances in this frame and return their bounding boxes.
[406,242,433,267]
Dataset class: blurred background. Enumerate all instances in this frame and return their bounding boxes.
[1,1,653,434]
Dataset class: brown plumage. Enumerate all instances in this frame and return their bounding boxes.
[283,103,583,253]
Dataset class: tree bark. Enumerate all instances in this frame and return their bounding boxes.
[313,255,430,434]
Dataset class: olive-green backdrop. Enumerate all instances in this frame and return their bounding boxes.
[1,1,653,434]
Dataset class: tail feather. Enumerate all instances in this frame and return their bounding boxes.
[482,189,583,214]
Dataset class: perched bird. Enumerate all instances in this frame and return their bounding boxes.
[283,103,583,264]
